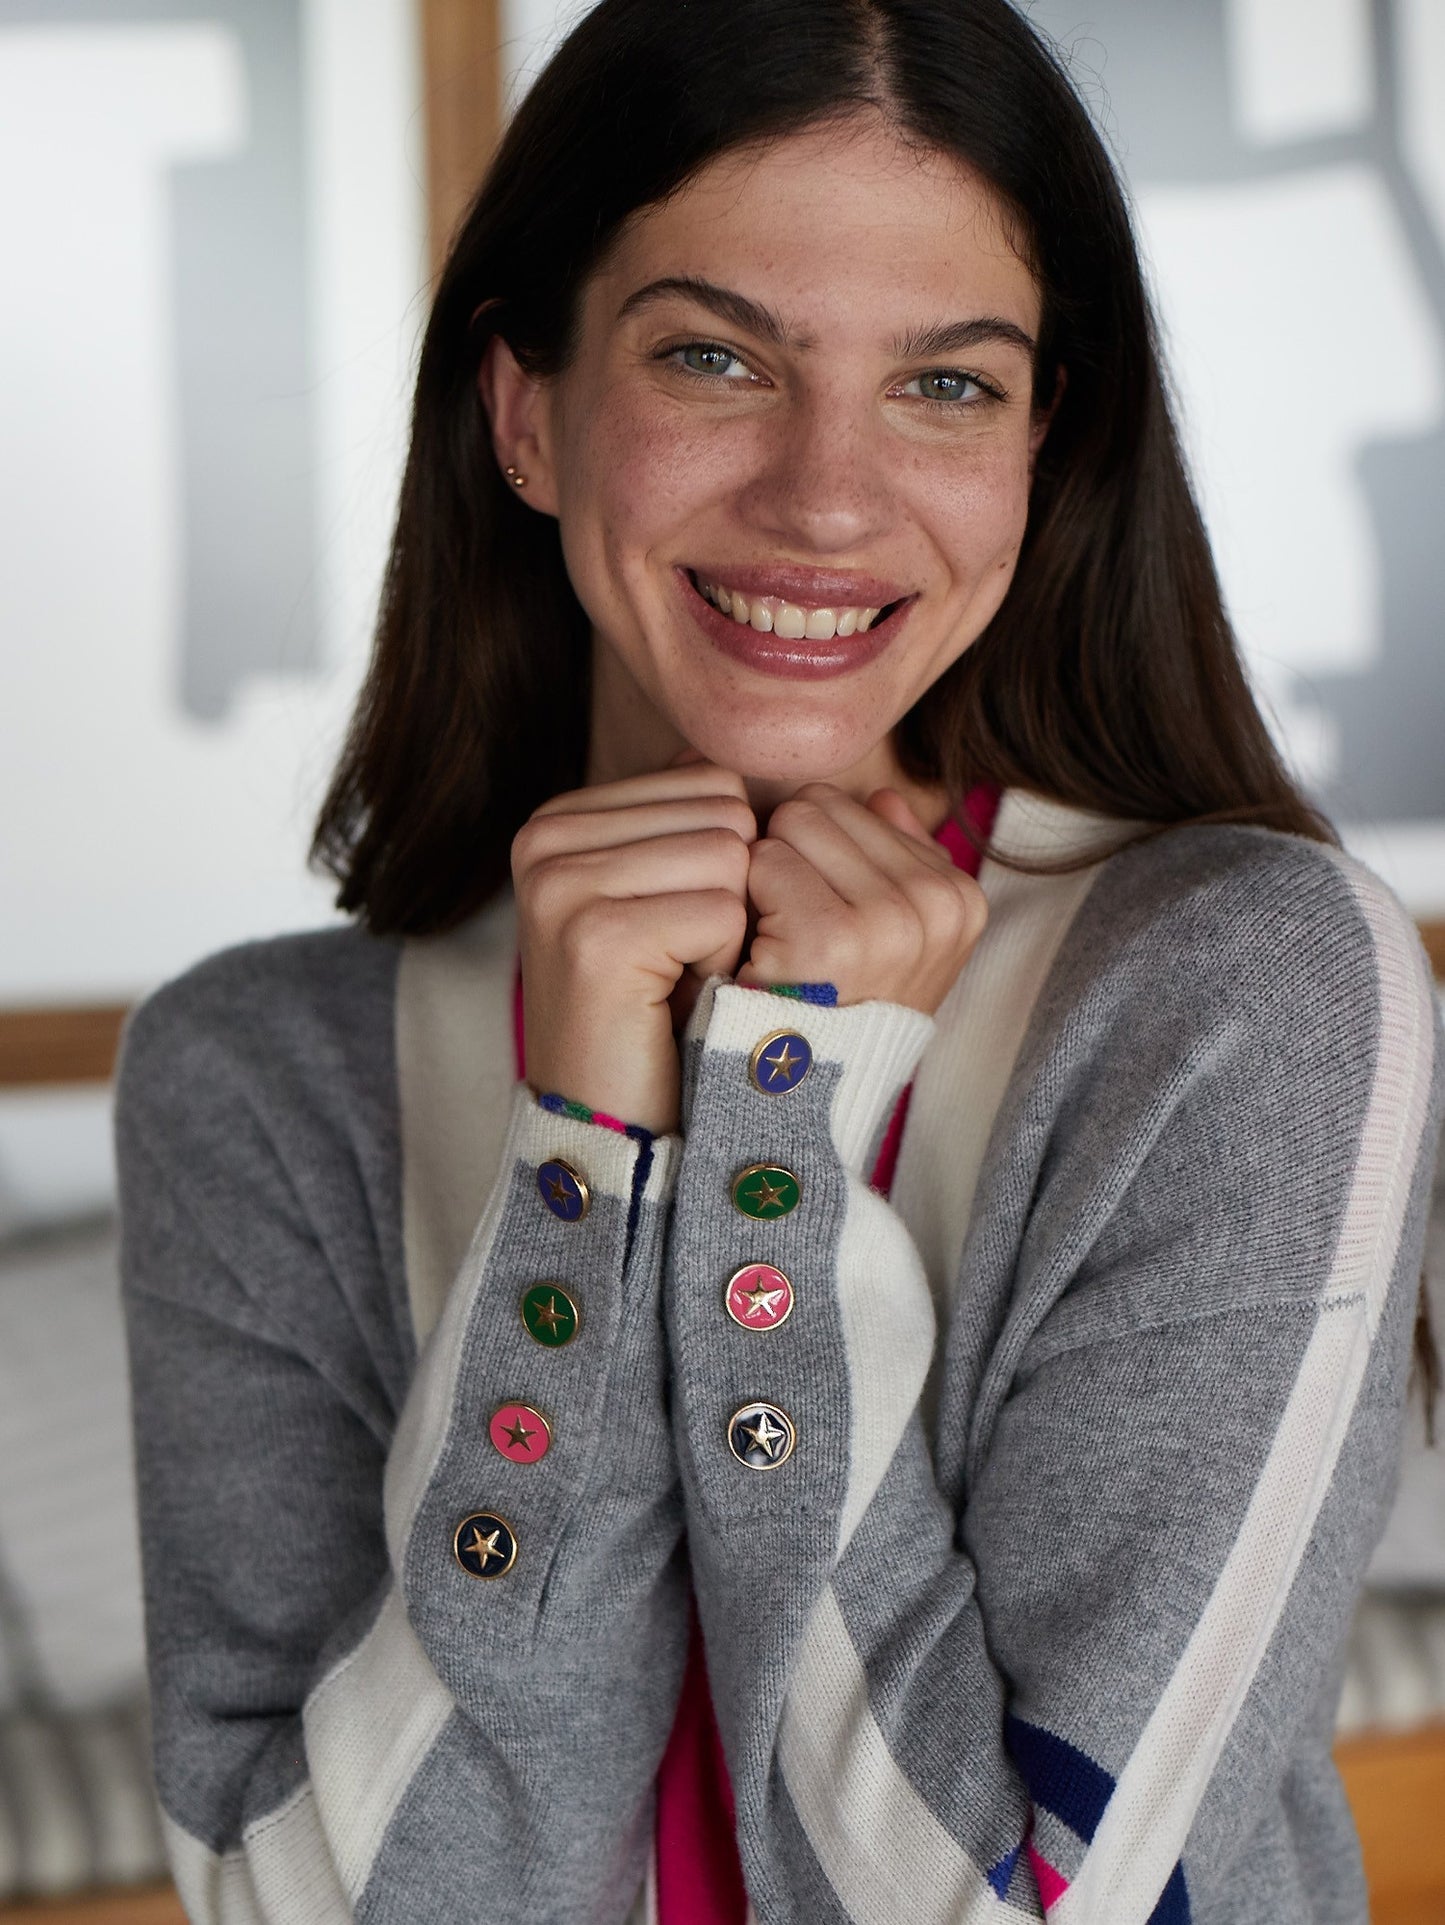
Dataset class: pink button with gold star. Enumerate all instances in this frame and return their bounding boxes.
[488,1402,552,1463]
[724,1262,795,1332]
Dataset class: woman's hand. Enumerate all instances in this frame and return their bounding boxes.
[738,782,987,1014]
[512,762,756,1133]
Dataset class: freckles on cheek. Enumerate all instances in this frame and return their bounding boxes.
[933,451,1032,576]
[589,392,725,523]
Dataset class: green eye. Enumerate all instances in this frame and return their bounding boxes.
[906,369,999,408]
[662,341,750,379]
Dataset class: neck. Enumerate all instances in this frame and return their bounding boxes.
[584,633,955,833]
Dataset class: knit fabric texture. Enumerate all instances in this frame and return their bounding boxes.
[114,796,1444,1924]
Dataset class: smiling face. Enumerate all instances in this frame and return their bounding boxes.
[480,110,1053,816]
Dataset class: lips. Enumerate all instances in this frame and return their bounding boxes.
[674,564,915,681]
[684,560,914,608]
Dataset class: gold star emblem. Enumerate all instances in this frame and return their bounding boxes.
[746,1172,787,1212]
[501,1415,537,1452]
[762,1040,803,1085]
[545,1171,575,1208]
[531,1294,564,1333]
[465,1525,504,1567]
[743,1280,786,1320]
[743,1410,786,1457]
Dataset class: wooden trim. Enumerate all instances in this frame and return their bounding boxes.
[1337,1723,1445,1919]
[419,0,504,280]
[0,1006,130,1089]
[0,1883,185,1924]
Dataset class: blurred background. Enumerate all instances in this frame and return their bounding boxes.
[0,2,1441,1919]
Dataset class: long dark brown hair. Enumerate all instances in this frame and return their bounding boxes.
[312,0,1333,930]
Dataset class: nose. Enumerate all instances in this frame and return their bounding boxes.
[737,382,894,555]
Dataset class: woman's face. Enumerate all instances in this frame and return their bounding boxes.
[482,112,1052,803]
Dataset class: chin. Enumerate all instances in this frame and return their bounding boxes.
[675,705,883,786]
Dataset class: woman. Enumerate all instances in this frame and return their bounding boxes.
[117,1,1442,1920]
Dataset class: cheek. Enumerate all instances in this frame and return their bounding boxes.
[568,387,733,544]
[923,437,1034,579]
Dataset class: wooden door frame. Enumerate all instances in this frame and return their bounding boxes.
[419,0,504,279]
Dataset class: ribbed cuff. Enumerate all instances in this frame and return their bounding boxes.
[686,978,935,1172]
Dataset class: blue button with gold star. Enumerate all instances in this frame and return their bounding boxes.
[749,1029,812,1095]
[453,1511,518,1578]
[727,1400,797,1470]
[537,1157,590,1222]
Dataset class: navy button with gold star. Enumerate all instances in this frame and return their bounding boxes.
[731,1163,802,1220]
[453,1512,518,1578]
[749,1029,813,1095]
[537,1157,589,1222]
[727,1400,797,1470]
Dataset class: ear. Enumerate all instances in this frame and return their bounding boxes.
[1027,363,1067,479]
[477,330,561,517]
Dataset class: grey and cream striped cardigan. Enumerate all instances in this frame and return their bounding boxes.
[115,791,1443,1924]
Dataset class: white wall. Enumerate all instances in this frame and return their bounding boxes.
[0,2,425,1010]
[0,1,426,1222]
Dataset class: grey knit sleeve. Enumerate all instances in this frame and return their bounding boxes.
[666,840,1443,1925]
[116,945,687,1925]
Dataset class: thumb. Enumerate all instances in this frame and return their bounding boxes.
[867,786,934,844]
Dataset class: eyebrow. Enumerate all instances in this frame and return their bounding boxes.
[615,274,1036,361]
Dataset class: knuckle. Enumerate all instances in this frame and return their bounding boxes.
[703,889,749,936]
[717,795,759,842]
[768,796,819,838]
[564,893,621,951]
[523,852,574,918]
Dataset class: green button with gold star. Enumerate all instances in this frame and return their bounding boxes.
[453,1511,518,1579]
[749,1028,813,1095]
[727,1400,797,1470]
[731,1162,802,1220]
[521,1282,581,1347]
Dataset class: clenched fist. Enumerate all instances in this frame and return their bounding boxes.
[738,782,988,1015]
[512,762,755,1134]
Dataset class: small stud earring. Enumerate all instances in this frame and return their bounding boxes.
[504,464,527,488]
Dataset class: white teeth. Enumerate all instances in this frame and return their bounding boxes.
[696,574,894,640]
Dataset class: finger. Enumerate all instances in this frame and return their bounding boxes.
[561,888,747,987]
[514,793,756,875]
[531,761,748,819]
[867,786,936,845]
[744,832,847,927]
[523,826,751,917]
[764,785,949,907]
